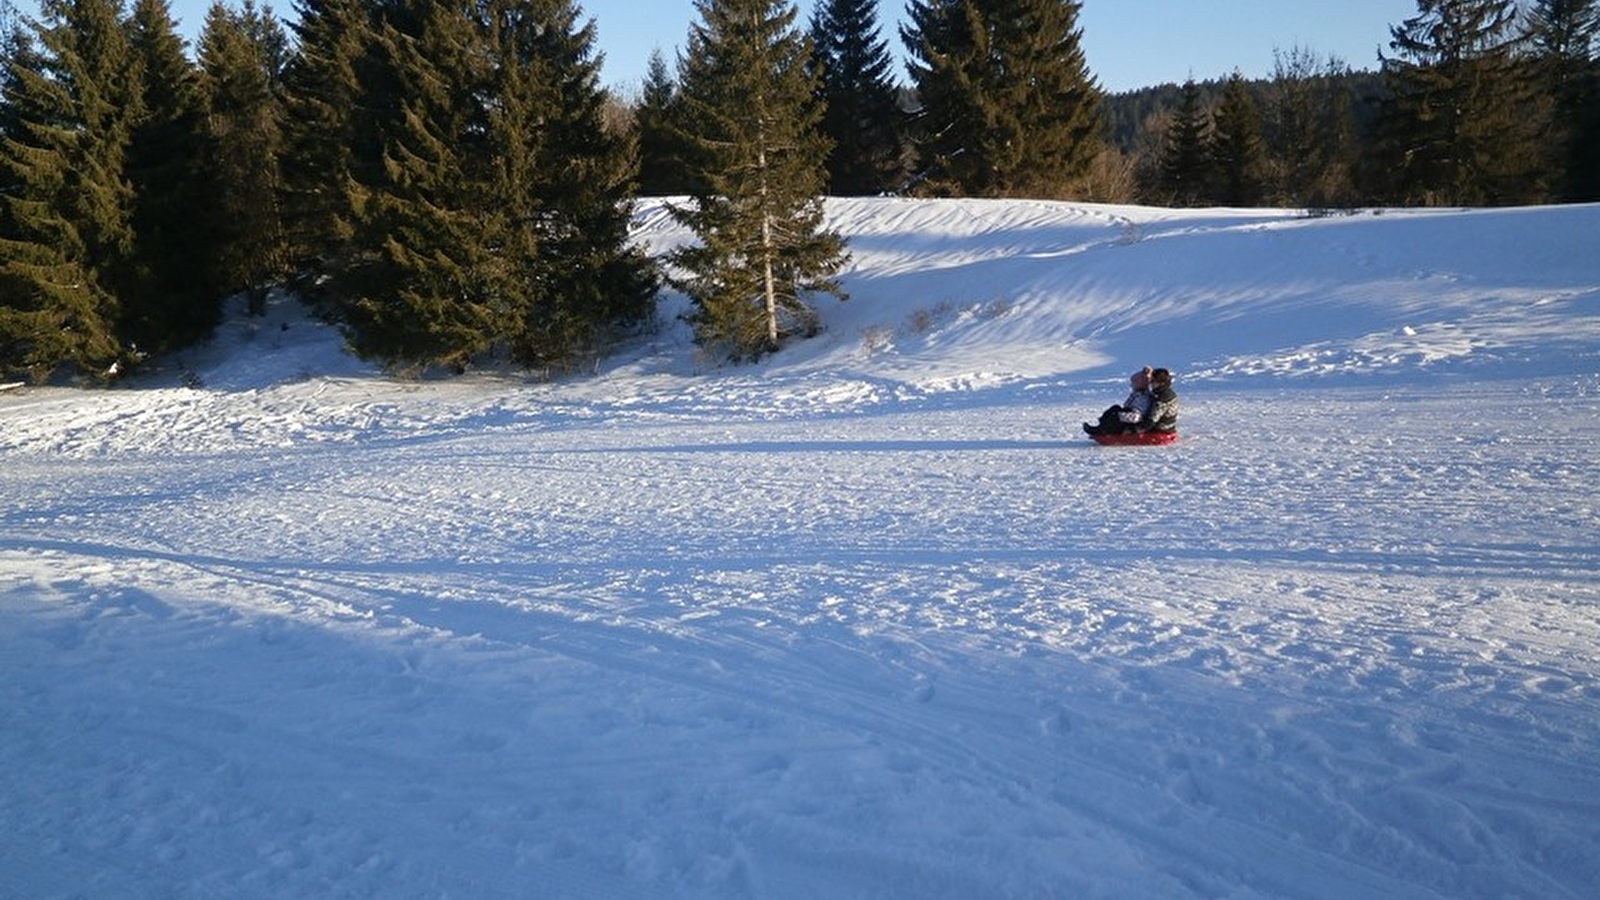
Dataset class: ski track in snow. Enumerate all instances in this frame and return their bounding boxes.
[2,199,1598,900]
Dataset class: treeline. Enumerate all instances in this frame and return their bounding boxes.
[3,0,1597,384]
[1110,0,1600,210]
[1,0,656,383]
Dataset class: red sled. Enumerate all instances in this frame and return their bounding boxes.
[1089,430,1178,446]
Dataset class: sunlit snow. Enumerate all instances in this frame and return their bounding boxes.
[3,198,1597,899]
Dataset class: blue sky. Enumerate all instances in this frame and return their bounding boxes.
[14,0,1417,94]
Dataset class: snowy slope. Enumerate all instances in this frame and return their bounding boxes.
[2,199,1598,900]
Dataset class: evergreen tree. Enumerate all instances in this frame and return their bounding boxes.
[0,0,139,381]
[1378,0,1544,205]
[809,0,903,194]
[902,0,1104,198]
[634,49,694,195]
[1210,71,1266,206]
[1525,0,1600,199]
[334,0,655,373]
[195,0,288,316]
[669,0,847,359]
[497,0,658,369]
[123,0,216,351]
[336,0,504,370]
[278,0,367,284]
[1155,78,1212,206]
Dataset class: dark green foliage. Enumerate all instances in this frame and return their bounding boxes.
[278,0,367,280]
[1210,72,1266,206]
[809,0,904,194]
[0,0,139,382]
[1263,47,1361,208]
[902,0,1104,198]
[1377,0,1545,205]
[1155,79,1212,206]
[123,0,216,353]
[669,0,847,360]
[1525,0,1600,200]
[333,0,656,373]
[496,0,658,370]
[195,0,288,318]
[634,50,695,196]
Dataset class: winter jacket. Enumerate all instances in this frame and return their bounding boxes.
[1117,388,1153,423]
[1142,385,1178,432]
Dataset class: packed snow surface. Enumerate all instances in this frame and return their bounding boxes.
[3,198,1599,899]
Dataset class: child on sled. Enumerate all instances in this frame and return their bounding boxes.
[1083,367,1153,436]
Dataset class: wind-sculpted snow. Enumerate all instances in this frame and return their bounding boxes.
[2,199,1598,899]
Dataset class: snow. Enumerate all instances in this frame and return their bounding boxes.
[3,198,1598,899]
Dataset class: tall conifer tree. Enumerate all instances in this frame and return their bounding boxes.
[196,0,288,316]
[1155,78,1212,206]
[809,0,904,194]
[634,49,694,196]
[1525,0,1600,199]
[1378,0,1543,205]
[124,0,214,352]
[497,0,658,369]
[1210,72,1266,206]
[1266,47,1359,207]
[902,0,1103,197]
[331,0,655,373]
[669,0,847,359]
[278,0,367,284]
[0,0,139,381]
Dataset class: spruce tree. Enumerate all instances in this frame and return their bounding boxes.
[124,0,215,351]
[496,0,658,370]
[335,0,500,371]
[809,0,904,194]
[333,0,655,373]
[634,49,694,196]
[669,0,847,360]
[1525,0,1600,200]
[278,0,367,287]
[1210,71,1266,206]
[195,0,288,317]
[1378,0,1544,205]
[0,0,139,381]
[902,0,1104,198]
[1155,78,1212,206]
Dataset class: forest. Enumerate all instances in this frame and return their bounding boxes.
[3,0,1597,384]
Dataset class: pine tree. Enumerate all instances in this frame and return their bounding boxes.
[195,0,288,317]
[1525,0,1600,199]
[809,0,904,194]
[0,0,139,381]
[496,0,658,370]
[124,0,215,350]
[1378,0,1545,205]
[1155,78,1212,206]
[1210,71,1265,206]
[902,0,1104,198]
[333,0,656,373]
[336,0,502,371]
[634,49,695,196]
[669,0,847,360]
[278,0,367,286]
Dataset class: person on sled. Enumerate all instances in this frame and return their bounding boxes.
[1141,367,1179,435]
[1083,366,1153,436]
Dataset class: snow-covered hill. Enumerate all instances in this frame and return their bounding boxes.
[2,199,1597,899]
